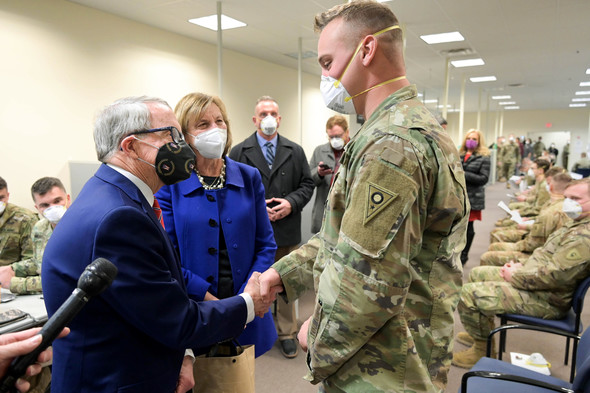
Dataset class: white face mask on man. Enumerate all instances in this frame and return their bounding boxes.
[330,137,345,150]
[260,115,278,136]
[189,128,227,159]
[0,201,5,216]
[43,204,67,224]
[563,198,583,219]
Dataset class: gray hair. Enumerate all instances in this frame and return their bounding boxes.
[94,96,170,162]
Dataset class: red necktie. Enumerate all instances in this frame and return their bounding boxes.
[153,199,165,229]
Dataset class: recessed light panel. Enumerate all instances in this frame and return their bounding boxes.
[470,76,497,83]
[579,82,590,87]
[572,97,590,102]
[420,31,465,45]
[570,103,587,107]
[188,15,246,31]
[451,58,485,68]
[504,106,520,110]
[492,95,511,100]
[499,101,516,105]
[575,91,590,95]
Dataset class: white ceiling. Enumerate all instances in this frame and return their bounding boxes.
[68,0,590,114]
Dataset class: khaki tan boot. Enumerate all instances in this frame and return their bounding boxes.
[455,331,475,347]
[452,339,495,369]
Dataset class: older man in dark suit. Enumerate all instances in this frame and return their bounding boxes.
[42,96,273,393]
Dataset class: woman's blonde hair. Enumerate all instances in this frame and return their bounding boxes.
[174,92,233,157]
[459,129,490,156]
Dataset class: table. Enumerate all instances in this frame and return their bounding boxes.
[0,290,47,334]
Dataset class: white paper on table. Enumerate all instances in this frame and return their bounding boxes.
[571,172,583,180]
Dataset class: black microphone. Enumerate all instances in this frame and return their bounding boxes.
[0,258,118,393]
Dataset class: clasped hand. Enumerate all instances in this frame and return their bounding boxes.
[266,198,292,222]
[244,271,284,318]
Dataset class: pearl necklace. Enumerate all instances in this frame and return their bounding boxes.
[196,162,226,190]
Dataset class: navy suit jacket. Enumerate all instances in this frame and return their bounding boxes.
[42,164,247,393]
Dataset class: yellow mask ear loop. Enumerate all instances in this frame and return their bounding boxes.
[334,25,401,89]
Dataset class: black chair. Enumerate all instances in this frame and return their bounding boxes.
[460,326,590,393]
[494,276,590,383]
[574,168,590,178]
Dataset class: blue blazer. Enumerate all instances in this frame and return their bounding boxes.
[42,164,247,393]
[156,158,278,357]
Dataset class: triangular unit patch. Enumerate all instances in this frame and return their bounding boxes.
[365,182,398,225]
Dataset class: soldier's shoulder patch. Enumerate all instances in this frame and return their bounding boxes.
[365,182,398,225]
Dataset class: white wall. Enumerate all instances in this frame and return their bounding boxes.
[0,0,336,209]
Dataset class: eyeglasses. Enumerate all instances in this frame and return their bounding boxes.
[129,127,184,144]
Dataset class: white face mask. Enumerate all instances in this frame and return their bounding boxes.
[260,115,278,136]
[43,204,67,224]
[0,201,5,216]
[190,128,227,159]
[563,198,583,219]
[545,183,551,193]
[527,168,535,177]
[330,137,345,150]
[320,75,357,115]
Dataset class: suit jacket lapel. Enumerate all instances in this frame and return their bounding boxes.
[243,134,271,178]
[270,135,292,176]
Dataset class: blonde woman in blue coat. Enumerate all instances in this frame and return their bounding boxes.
[156,92,278,357]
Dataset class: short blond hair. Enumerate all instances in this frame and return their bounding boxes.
[174,92,233,157]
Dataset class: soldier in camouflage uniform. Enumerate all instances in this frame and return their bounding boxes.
[0,176,37,267]
[259,3,469,392]
[483,172,572,268]
[0,177,70,294]
[499,136,520,183]
[453,178,590,368]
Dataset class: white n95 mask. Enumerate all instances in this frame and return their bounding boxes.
[563,198,582,219]
[43,204,67,224]
[0,201,5,216]
[330,137,345,150]
[190,128,227,159]
[320,75,357,115]
[260,115,278,136]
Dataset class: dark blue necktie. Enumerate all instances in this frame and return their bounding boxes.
[265,142,275,167]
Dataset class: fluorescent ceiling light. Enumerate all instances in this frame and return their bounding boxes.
[579,82,590,87]
[188,14,246,31]
[499,101,516,105]
[438,105,452,108]
[570,103,587,107]
[572,97,590,102]
[492,95,511,100]
[575,91,590,95]
[420,31,465,45]
[451,58,484,68]
[504,106,520,110]
[587,68,590,74]
[423,99,438,104]
[470,76,497,83]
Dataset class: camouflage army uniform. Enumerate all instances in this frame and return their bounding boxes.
[499,141,520,181]
[459,216,590,341]
[9,218,53,294]
[488,198,569,255]
[490,194,565,245]
[0,203,37,266]
[507,179,550,217]
[273,85,469,393]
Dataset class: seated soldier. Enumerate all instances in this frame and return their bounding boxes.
[481,173,572,266]
[0,176,38,267]
[491,166,564,242]
[0,177,70,294]
[453,177,590,368]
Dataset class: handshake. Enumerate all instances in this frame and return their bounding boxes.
[243,269,284,318]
